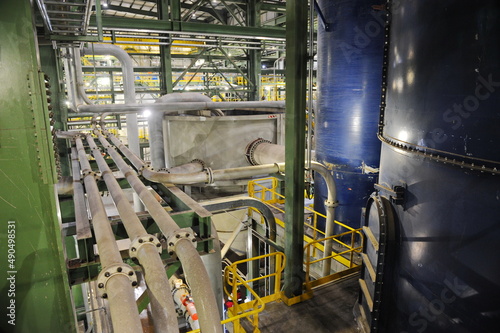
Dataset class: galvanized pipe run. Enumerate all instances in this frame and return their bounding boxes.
[246,141,338,276]
[86,135,179,333]
[95,132,223,333]
[74,138,142,333]
[78,100,285,113]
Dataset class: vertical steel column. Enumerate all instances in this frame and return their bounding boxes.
[159,0,175,95]
[283,0,308,297]
[247,0,262,101]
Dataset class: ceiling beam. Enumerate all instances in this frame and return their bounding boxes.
[89,16,286,39]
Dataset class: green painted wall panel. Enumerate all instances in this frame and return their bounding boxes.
[0,0,76,332]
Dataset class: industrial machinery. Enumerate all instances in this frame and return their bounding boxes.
[357,1,500,332]
[2,0,500,332]
[314,0,384,231]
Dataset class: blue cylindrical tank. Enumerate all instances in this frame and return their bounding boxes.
[360,1,500,332]
[314,0,384,229]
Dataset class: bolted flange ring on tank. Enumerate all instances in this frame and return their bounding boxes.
[245,138,271,166]
[96,263,138,298]
[129,235,162,258]
[190,158,206,169]
[166,228,197,255]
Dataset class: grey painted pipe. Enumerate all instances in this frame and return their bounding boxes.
[86,134,180,333]
[70,153,90,238]
[248,141,338,276]
[141,163,285,185]
[103,129,285,184]
[74,138,142,333]
[82,44,140,156]
[201,197,277,242]
[96,133,223,333]
[175,239,223,333]
[74,48,94,105]
[77,100,286,113]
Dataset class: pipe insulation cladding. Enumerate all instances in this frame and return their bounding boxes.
[314,0,384,230]
[358,1,500,332]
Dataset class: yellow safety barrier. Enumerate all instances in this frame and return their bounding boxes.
[247,178,364,302]
[187,252,285,333]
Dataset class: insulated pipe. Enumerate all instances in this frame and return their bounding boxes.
[82,44,140,156]
[74,48,93,105]
[143,163,284,185]
[103,129,285,185]
[150,92,218,169]
[77,100,286,113]
[74,138,142,333]
[201,197,277,242]
[246,141,337,276]
[70,154,90,238]
[175,239,222,333]
[86,135,180,333]
[63,48,81,111]
[167,160,205,174]
[95,132,223,333]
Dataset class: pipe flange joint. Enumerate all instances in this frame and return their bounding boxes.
[190,158,206,169]
[205,167,214,184]
[129,235,162,258]
[82,170,101,181]
[324,199,338,209]
[245,138,271,166]
[96,263,137,297]
[138,165,152,176]
[166,228,197,254]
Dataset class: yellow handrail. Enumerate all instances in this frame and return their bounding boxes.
[247,178,364,287]
[187,252,286,333]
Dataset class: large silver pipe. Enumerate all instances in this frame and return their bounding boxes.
[175,239,222,333]
[74,48,94,105]
[74,138,142,333]
[86,135,180,333]
[82,43,142,212]
[246,141,338,276]
[142,163,284,185]
[103,129,285,184]
[77,100,286,113]
[82,44,140,156]
[95,132,223,333]
[201,197,277,242]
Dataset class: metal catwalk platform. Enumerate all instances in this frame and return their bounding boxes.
[255,275,360,333]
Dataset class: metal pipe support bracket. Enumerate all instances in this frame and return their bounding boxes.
[129,235,163,259]
[97,263,138,298]
[166,228,197,255]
